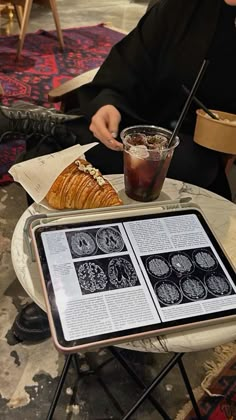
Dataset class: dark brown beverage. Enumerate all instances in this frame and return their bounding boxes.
[121,126,179,202]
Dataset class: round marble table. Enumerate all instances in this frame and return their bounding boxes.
[11,176,236,353]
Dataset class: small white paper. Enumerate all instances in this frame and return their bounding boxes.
[9,143,98,204]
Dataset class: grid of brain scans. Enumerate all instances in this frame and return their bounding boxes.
[141,247,233,307]
[66,226,140,295]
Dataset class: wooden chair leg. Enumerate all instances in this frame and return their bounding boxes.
[14,4,23,28]
[16,0,33,61]
[48,0,64,50]
[0,83,4,97]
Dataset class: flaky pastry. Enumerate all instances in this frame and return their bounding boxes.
[45,158,123,209]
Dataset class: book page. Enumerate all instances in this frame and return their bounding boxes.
[41,222,160,341]
[124,213,236,322]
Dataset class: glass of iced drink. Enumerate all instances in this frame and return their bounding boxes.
[120,125,179,202]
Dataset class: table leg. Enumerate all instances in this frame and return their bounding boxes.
[46,354,73,420]
[110,347,172,419]
[121,352,183,420]
[177,357,202,419]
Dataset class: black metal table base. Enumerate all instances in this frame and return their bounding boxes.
[46,350,202,420]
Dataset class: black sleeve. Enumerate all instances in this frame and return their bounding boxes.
[73,0,181,121]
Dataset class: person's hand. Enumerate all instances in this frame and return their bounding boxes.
[89,105,123,151]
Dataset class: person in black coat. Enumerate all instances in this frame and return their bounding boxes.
[1,0,235,198]
[65,0,235,198]
[1,0,235,341]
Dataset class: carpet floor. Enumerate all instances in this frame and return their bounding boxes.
[0,24,124,184]
[176,343,236,420]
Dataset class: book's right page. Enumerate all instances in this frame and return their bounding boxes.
[124,212,236,323]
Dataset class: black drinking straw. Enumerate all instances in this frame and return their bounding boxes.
[167,59,209,148]
[145,59,209,198]
[182,85,219,120]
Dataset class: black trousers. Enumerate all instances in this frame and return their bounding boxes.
[25,117,232,204]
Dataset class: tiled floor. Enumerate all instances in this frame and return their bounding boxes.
[0,0,148,35]
[0,1,236,419]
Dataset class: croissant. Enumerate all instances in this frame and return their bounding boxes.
[45,158,123,210]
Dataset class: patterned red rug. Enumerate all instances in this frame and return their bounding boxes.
[0,24,124,184]
[176,344,236,420]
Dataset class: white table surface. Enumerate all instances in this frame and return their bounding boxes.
[11,176,236,353]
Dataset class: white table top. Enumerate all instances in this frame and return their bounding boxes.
[11,176,236,353]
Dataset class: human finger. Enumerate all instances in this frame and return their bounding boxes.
[90,115,122,150]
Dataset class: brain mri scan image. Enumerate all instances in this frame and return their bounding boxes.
[205,274,232,296]
[108,257,138,288]
[96,227,124,253]
[170,252,193,275]
[193,249,217,271]
[155,281,183,306]
[70,232,96,257]
[76,262,107,293]
[146,256,171,279]
[180,276,207,301]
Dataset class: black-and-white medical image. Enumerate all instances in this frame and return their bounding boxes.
[74,255,140,295]
[108,257,138,288]
[66,225,126,259]
[146,255,171,279]
[66,231,97,258]
[96,227,125,253]
[205,274,232,296]
[141,246,235,306]
[169,252,194,275]
[180,276,207,301]
[75,261,108,293]
[155,281,183,306]
[193,249,218,271]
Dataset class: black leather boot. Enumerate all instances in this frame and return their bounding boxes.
[12,302,51,342]
[0,102,78,143]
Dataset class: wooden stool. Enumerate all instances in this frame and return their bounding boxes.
[2,0,64,60]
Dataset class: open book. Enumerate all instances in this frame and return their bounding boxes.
[31,205,236,352]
